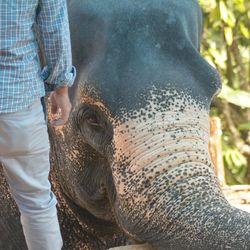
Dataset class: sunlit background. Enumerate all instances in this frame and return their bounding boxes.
[199,0,250,184]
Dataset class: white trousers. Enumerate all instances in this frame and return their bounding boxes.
[0,100,63,250]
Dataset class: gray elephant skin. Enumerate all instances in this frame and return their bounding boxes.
[1,0,250,249]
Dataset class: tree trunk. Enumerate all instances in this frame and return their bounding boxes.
[209,117,226,186]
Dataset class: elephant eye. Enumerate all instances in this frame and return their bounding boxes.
[74,104,110,134]
[86,114,106,130]
[87,115,99,126]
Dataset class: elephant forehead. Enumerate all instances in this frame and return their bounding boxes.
[69,0,220,113]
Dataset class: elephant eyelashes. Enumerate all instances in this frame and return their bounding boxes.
[87,116,99,125]
[86,115,105,129]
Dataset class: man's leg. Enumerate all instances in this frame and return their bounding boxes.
[0,100,62,250]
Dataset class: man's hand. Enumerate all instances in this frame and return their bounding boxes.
[50,86,72,126]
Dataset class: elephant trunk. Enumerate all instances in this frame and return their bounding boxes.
[111,89,250,249]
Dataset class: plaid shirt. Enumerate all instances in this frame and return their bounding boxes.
[0,0,76,113]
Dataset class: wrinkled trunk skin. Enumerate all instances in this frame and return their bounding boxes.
[111,88,250,249]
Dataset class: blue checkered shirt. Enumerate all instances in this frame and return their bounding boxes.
[0,0,76,113]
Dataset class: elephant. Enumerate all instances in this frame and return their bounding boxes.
[1,0,250,249]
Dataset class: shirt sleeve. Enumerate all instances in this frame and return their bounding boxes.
[36,0,76,89]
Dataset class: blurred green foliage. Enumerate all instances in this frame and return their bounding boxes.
[199,0,250,184]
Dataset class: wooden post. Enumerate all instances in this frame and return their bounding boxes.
[209,117,226,186]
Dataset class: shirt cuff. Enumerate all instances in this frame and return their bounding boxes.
[41,66,76,93]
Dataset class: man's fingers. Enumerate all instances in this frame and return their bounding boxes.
[50,100,71,126]
[51,104,58,114]
[50,93,58,114]
[50,103,71,127]
[60,102,72,124]
[49,87,72,127]
[50,118,65,126]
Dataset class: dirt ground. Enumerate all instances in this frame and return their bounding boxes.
[223,185,250,213]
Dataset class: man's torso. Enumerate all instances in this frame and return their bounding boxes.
[0,0,44,113]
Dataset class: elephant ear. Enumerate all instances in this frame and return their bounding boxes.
[72,103,113,156]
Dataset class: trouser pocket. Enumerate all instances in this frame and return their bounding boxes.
[40,97,47,123]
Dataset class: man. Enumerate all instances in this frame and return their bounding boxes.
[0,0,75,249]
